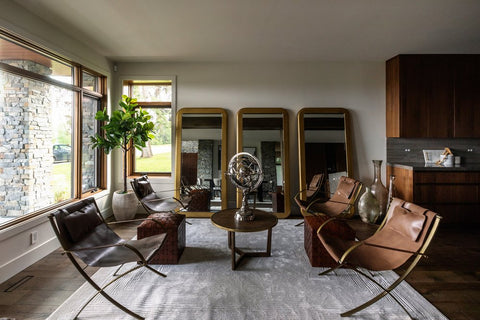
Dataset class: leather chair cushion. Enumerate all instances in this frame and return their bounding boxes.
[63,202,102,242]
[387,206,426,242]
[335,177,356,199]
[309,174,323,189]
[136,180,154,199]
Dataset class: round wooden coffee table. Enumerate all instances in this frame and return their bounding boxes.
[211,208,278,270]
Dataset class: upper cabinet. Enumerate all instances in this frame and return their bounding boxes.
[453,56,480,137]
[386,54,480,138]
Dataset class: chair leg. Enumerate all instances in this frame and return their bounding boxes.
[318,263,345,276]
[68,254,169,320]
[341,267,415,319]
[145,264,167,277]
[71,258,145,319]
[295,220,304,227]
[113,263,125,276]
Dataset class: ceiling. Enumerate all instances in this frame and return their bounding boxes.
[13,0,480,62]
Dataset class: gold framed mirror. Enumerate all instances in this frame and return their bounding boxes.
[236,108,290,218]
[297,108,353,206]
[174,108,228,217]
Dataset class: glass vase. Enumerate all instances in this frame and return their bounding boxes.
[387,174,396,207]
[370,160,388,219]
[358,187,380,223]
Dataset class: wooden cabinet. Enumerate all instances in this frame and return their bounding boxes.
[453,56,480,137]
[387,165,480,224]
[386,54,480,138]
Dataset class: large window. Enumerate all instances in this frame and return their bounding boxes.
[123,80,173,176]
[0,31,106,229]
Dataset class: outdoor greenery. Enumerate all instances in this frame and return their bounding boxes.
[52,162,71,202]
[149,109,171,145]
[91,95,155,193]
[135,145,171,172]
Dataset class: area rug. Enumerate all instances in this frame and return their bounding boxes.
[47,218,447,320]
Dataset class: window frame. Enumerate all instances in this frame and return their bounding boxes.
[122,78,176,177]
[79,74,107,195]
[0,29,107,230]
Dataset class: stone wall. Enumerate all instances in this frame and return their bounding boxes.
[197,140,213,186]
[261,141,276,200]
[181,140,198,153]
[82,98,97,191]
[0,61,55,217]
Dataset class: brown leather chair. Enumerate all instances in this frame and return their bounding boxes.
[294,173,326,204]
[48,197,168,319]
[296,176,362,219]
[186,188,211,211]
[316,197,442,318]
[131,175,186,214]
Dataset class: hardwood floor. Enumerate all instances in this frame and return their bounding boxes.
[400,224,480,320]
[0,219,478,320]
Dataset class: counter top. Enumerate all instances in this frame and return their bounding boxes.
[387,162,480,171]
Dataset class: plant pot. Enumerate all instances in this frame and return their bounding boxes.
[112,190,138,221]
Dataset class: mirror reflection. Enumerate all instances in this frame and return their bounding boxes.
[175,109,228,216]
[237,108,290,217]
[297,108,352,203]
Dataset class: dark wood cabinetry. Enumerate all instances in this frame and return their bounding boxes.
[386,54,480,138]
[387,165,480,224]
[453,56,480,137]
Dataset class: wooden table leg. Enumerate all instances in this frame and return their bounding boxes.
[228,228,274,270]
[266,227,272,256]
[229,231,236,270]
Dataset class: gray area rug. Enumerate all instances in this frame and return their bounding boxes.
[47,218,447,320]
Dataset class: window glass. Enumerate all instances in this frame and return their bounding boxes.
[134,107,172,173]
[82,95,100,192]
[0,36,73,84]
[0,30,106,229]
[0,70,73,223]
[124,82,172,102]
[82,71,98,92]
[123,81,173,174]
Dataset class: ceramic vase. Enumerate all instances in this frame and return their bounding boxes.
[112,190,138,221]
[370,160,388,219]
[358,187,381,223]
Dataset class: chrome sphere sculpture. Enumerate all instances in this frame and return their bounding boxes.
[226,152,264,221]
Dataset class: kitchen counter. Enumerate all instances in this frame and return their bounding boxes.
[387,163,480,223]
[387,162,480,172]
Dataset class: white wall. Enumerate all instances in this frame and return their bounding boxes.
[0,2,113,284]
[113,61,386,212]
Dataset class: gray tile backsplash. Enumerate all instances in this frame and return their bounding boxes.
[387,138,480,164]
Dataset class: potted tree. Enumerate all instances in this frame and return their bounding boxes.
[91,95,155,220]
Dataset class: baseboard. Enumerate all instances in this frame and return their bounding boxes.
[0,236,59,284]
[0,193,112,285]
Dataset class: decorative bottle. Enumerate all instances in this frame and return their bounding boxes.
[370,160,388,219]
[357,187,380,224]
[387,174,396,208]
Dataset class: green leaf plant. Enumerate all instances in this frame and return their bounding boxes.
[91,95,155,193]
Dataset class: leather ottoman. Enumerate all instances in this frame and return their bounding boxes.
[137,213,186,264]
[304,215,356,267]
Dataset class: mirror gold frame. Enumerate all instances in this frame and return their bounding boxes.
[297,108,353,205]
[236,108,290,218]
[174,108,228,217]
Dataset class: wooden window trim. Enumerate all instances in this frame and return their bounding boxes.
[0,30,107,230]
[124,81,173,177]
